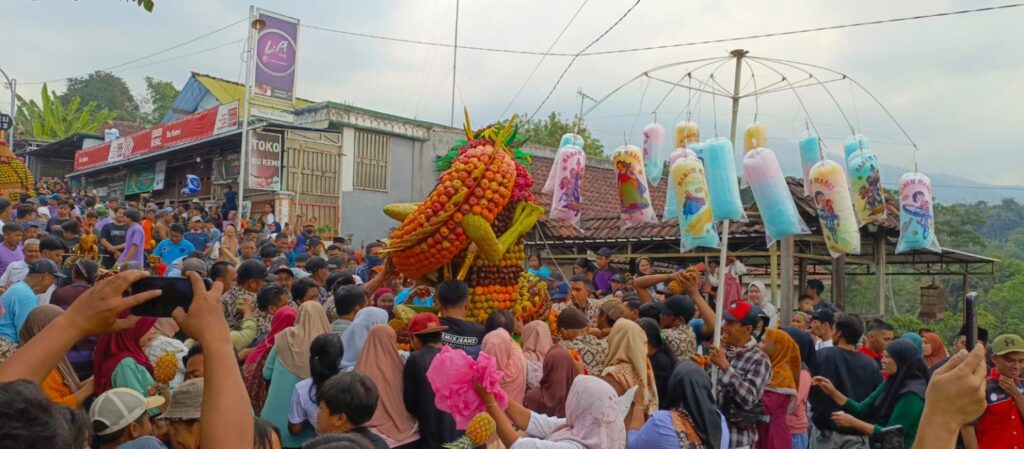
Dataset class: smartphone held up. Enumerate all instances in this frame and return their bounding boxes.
[129,276,212,317]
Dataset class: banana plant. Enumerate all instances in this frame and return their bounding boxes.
[15,83,117,141]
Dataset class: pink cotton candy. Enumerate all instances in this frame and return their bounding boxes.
[426,346,509,429]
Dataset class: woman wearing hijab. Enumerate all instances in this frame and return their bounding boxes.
[217,223,240,265]
[476,375,626,449]
[602,318,658,425]
[339,306,389,372]
[920,331,948,368]
[92,314,157,396]
[813,339,927,449]
[781,327,815,449]
[756,329,801,449]
[371,288,396,318]
[901,332,923,355]
[244,304,297,413]
[745,280,778,328]
[627,360,727,449]
[523,346,579,419]
[19,305,92,408]
[522,320,554,390]
[636,317,676,410]
[482,327,528,403]
[355,325,420,448]
[262,301,331,449]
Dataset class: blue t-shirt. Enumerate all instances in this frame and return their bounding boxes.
[154,239,197,266]
[183,231,210,251]
[0,281,39,343]
[394,288,433,307]
[527,266,551,280]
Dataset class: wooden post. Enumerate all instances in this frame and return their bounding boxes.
[798,258,808,303]
[780,236,795,325]
[834,255,846,311]
[770,241,779,307]
[875,229,887,318]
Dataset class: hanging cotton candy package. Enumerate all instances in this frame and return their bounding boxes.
[642,123,667,187]
[742,147,809,245]
[664,146,698,220]
[613,144,658,226]
[809,160,861,257]
[740,123,767,188]
[847,145,887,225]
[542,133,586,228]
[703,137,746,222]
[798,134,821,196]
[669,154,719,251]
[896,172,940,253]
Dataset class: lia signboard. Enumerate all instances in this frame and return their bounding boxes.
[247,130,282,191]
[253,9,299,104]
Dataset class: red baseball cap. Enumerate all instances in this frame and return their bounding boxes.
[407,312,448,335]
[724,300,759,326]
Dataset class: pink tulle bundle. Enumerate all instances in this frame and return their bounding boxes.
[426,345,508,429]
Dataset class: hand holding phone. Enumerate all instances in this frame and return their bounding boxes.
[129,276,213,317]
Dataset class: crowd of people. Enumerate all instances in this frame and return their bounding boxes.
[0,192,1012,449]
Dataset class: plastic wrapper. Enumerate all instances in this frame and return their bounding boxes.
[703,137,746,222]
[897,172,940,253]
[742,147,809,244]
[740,123,767,187]
[426,346,508,429]
[798,134,821,196]
[664,146,697,219]
[843,134,870,167]
[669,155,720,251]
[809,160,861,257]
[542,133,586,228]
[642,123,667,187]
[847,148,886,225]
[674,121,700,149]
[613,144,658,226]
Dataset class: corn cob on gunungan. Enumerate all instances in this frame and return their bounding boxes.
[387,126,518,279]
[0,142,35,202]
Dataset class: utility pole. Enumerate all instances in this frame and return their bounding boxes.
[238,6,264,227]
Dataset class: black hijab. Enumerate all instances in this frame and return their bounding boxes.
[782,326,817,372]
[874,338,929,423]
[665,361,722,449]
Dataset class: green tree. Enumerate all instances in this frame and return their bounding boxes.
[16,84,117,140]
[518,112,605,159]
[141,76,179,125]
[131,0,154,11]
[62,71,140,121]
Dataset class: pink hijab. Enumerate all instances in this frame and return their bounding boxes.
[245,305,297,365]
[481,328,527,403]
[355,325,418,442]
[546,375,627,449]
[521,320,553,364]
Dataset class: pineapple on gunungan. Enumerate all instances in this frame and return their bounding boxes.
[153,352,179,384]
[444,412,496,449]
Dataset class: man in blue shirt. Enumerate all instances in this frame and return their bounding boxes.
[154,224,196,266]
[183,217,210,257]
[0,259,65,359]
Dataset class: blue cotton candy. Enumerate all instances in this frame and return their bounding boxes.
[799,134,822,196]
[703,138,745,222]
[743,148,808,244]
[843,134,870,164]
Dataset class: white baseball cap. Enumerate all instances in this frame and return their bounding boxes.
[89,388,165,435]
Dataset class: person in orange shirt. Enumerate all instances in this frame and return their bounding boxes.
[141,207,156,251]
[19,305,94,408]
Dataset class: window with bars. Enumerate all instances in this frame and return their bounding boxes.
[353,130,390,191]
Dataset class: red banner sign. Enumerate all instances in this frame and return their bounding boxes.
[74,102,239,171]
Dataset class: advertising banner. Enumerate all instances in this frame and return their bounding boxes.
[125,164,157,195]
[74,102,239,171]
[247,130,282,191]
[253,10,299,104]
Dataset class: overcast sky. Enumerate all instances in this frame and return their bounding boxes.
[3,0,1022,186]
